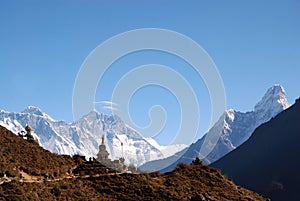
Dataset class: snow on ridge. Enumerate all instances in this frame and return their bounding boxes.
[0,107,184,166]
[176,84,290,165]
[254,84,289,112]
[205,84,290,163]
[21,105,56,122]
[146,137,187,158]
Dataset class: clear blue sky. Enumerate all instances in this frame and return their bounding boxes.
[0,1,299,145]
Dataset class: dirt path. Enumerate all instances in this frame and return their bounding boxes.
[1,166,124,185]
[19,172,121,183]
[19,171,43,183]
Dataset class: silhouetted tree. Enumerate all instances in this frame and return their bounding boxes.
[128,164,137,173]
[191,157,203,166]
[25,125,34,143]
[18,131,25,137]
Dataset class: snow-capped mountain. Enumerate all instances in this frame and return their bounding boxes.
[146,138,188,158]
[141,84,290,171]
[192,84,289,163]
[0,107,186,166]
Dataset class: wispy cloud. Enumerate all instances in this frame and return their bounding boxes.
[94,101,118,111]
[102,106,118,111]
[94,101,118,106]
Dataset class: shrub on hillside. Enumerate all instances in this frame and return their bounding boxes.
[174,162,191,171]
[191,157,203,166]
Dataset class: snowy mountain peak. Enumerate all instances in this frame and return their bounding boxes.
[21,106,55,121]
[225,109,235,122]
[22,106,44,116]
[0,105,190,167]
[254,84,290,114]
[82,110,123,125]
[141,85,291,171]
[83,109,102,119]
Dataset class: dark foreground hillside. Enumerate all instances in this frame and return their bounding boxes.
[0,125,75,177]
[0,163,268,201]
[0,125,267,200]
[212,98,300,201]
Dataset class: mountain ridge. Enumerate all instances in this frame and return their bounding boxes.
[141,84,290,172]
[0,107,186,167]
[211,98,300,201]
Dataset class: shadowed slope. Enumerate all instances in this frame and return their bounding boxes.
[212,98,300,201]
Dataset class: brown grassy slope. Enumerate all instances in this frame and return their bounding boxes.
[0,125,268,200]
[0,163,268,200]
[0,125,75,177]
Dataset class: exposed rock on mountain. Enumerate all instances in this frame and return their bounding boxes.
[0,107,185,167]
[211,98,300,201]
[141,85,289,172]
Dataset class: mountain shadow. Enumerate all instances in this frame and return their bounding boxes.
[141,85,289,172]
[211,98,300,201]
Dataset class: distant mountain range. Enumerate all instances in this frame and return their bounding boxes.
[0,84,290,171]
[211,98,300,201]
[0,107,186,166]
[141,84,290,171]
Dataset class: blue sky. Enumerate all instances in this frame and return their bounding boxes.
[0,1,299,145]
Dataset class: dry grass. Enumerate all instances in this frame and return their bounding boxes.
[0,126,268,200]
[0,125,75,177]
